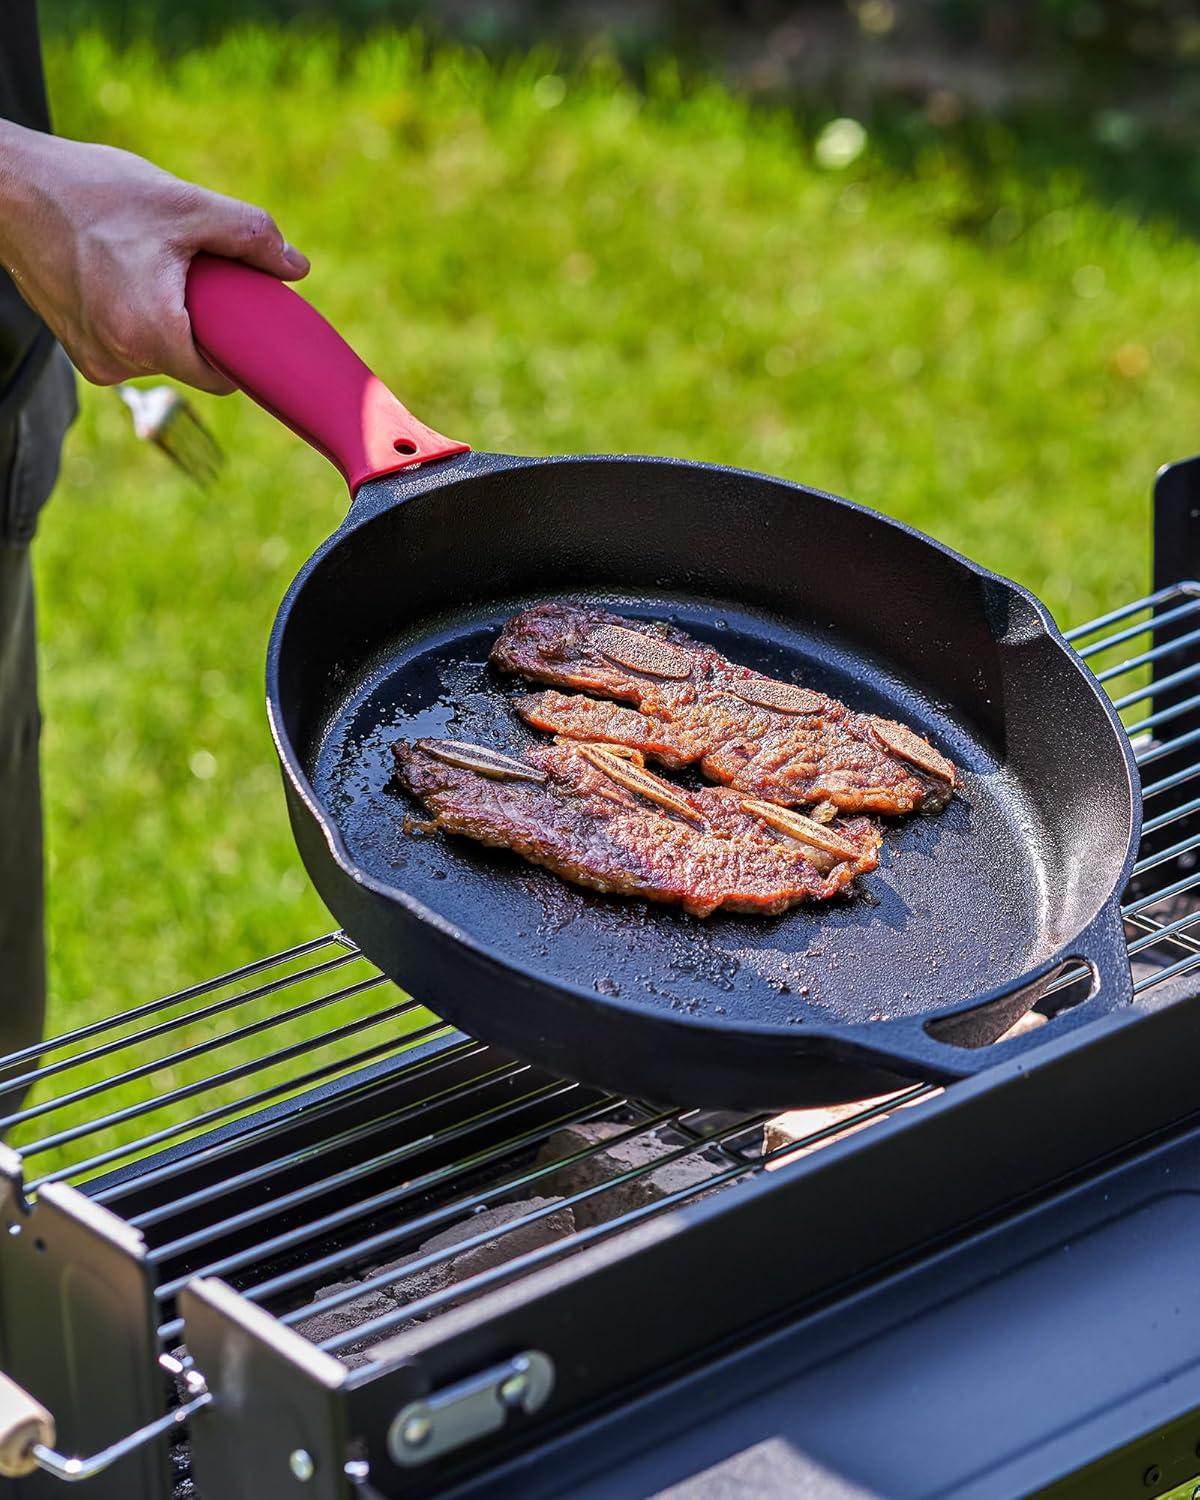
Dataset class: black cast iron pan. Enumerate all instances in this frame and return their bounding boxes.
[185,255,1141,1109]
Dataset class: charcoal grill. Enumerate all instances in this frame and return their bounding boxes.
[5,461,1200,1499]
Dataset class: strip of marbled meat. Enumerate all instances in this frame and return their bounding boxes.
[491,602,956,816]
[391,738,881,918]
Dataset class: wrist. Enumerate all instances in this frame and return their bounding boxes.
[0,121,54,265]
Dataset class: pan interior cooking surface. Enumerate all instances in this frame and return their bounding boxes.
[312,593,1051,1028]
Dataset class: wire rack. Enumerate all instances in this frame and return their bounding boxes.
[3,583,1200,1375]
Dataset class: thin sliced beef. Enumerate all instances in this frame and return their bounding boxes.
[491,602,955,816]
[392,738,881,918]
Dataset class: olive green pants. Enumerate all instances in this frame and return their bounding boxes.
[0,345,75,1115]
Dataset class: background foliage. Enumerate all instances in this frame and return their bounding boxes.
[39,0,1200,73]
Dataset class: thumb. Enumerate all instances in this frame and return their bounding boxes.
[188,190,310,280]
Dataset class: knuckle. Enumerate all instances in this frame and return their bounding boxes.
[170,183,205,222]
[77,349,122,385]
[169,175,201,206]
[162,305,192,344]
[237,202,278,246]
[99,320,141,370]
[97,308,157,376]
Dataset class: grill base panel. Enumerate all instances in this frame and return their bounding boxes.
[7,463,1200,1495]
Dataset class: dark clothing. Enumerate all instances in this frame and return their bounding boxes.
[0,1,50,129]
[0,0,76,531]
[0,3,77,1093]
[0,1,54,394]
[0,542,44,1097]
[0,348,73,1094]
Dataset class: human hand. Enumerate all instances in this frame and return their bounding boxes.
[0,125,309,393]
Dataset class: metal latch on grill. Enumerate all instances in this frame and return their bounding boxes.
[388,1350,555,1467]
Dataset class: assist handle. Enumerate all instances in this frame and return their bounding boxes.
[184,255,469,496]
[877,900,1133,1083]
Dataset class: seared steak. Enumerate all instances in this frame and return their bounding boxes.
[491,603,955,815]
[392,738,881,918]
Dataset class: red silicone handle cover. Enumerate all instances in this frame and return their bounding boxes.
[185,254,469,494]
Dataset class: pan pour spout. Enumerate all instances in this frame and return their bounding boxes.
[492,602,957,816]
[392,738,881,918]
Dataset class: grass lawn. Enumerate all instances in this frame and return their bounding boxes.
[13,26,1199,1171]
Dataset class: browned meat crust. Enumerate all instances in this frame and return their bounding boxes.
[392,738,882,918]
[491,603,955,816]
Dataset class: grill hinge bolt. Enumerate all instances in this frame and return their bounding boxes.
[498,1368,530,1407]
[289,1448,316,1482]
[401,1412,432,1448]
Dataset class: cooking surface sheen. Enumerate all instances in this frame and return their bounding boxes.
[312,594,1048,1028]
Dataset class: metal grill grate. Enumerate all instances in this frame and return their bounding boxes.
[5,583,1200,1379]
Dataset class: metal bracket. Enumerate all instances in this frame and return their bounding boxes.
[1153,455,1200,602]
[1152,457,1200,718]
[1142,458,1200,885]
[182,1276,352,1500]
[0,1150,169,1500]
[387,1351,554,1468]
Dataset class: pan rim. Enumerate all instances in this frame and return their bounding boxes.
[265,450,1142,1046]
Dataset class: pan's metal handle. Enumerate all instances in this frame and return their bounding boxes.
[184,254,470,496]
[0,1366,209,1483]
[877,901,1134,1082]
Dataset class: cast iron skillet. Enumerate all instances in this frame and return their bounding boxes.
[185,255,1141,1109]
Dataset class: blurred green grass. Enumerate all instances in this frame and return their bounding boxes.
[19,27,1200,1168]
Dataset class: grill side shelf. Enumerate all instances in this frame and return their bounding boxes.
[326,989,1200,1497]
[0,1149,168,1500]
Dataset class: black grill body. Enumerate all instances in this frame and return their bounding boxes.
[3,461,1200,1500]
